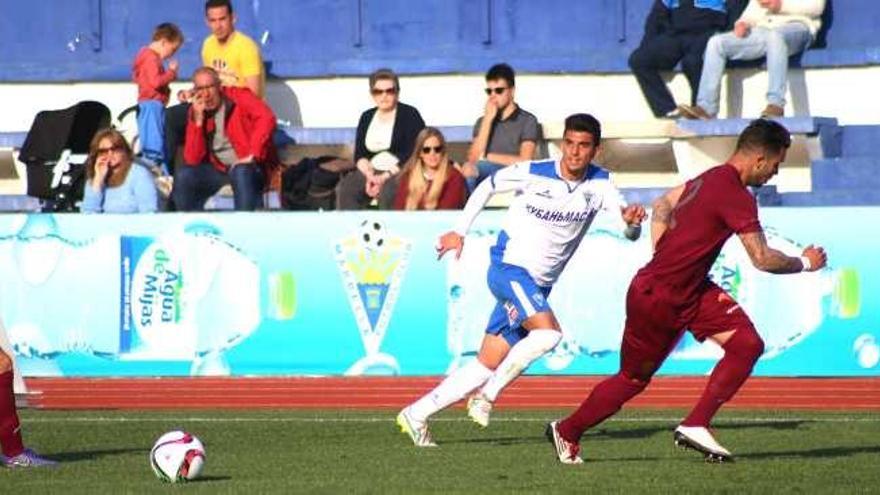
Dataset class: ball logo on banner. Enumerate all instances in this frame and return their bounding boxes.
[334,220,411,375]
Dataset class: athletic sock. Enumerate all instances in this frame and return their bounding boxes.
[407,360,493,422]
[480,329,561,402]
[682,329,764,427]
[558,372,647,443]
[0,371,25,457]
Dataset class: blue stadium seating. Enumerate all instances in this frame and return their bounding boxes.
[1,0,878,208]
[0,0,877,81]
[781,125,880,206]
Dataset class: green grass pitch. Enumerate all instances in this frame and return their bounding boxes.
[4,409,879,493]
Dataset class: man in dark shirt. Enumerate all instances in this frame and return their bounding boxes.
[461,63,540,191]
[630,0,745,118]
[546,119,827,464]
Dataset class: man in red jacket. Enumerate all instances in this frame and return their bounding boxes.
[174,67,277,210]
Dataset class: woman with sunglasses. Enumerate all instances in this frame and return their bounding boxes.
[81,128,159,213]
[393,128,466,210]
[336,68,425,209]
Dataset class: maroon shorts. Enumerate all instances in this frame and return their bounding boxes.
[619,274,756,381]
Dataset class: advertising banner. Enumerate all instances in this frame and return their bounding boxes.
[0,209,876,377]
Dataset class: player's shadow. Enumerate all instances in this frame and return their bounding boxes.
[444,419,810,448]
[739,445,880,460]
[451,435,545,446]
[589,419,809,441]
[48,447,148,463]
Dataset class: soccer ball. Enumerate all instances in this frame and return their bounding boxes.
[150,431,206,483]
[359,220,385,250]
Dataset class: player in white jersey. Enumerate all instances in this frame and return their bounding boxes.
[397,114,647,447]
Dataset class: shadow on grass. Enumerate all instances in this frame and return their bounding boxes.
[188,475,233,483]
[740,445,880,460]
[48,447,148,463]
[438,420,815,456]
[590,420,810,441]
[447,435,546,446]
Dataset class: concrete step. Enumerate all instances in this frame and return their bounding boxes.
[778,189,880,206]
[811,157,880,189]
[841,125,880,157]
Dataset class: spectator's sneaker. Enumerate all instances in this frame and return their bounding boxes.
[4,449,58,468]
[661,108,684,120]
[760,104,784,119]
[467,394,493,428]
[545,421,583,464]
[674,425,734,463]
[678,104,714,120]
[396,408,437,447]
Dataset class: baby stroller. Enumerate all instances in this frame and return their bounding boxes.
[19,100,111,212]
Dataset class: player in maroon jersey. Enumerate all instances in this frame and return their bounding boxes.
[546,119,827,464]
[0,343,56,468]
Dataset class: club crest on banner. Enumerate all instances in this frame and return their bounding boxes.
[334,220,411,375]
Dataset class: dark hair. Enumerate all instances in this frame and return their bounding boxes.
[152,22,184,43]
[205,0,233,15]
[735,119,792,156]
[485,63,515,87]
[369,68,400,91]
[564,113,601,143]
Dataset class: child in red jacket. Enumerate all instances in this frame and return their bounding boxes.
[132,23,183,174]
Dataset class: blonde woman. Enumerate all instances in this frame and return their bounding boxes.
[82,128,158,213]
[393,127,466,210]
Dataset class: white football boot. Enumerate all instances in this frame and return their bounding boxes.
[396,408,437,448]
[545,421,583,464]
[674,425,734,463]
[467,394,493,428]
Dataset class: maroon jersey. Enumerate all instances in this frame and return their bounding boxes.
[638,164,762,304]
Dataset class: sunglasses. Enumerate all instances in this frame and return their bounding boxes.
[96,145,124,155]
[484,87,508,95]
[421,145,444,154]
[370,87,398,96]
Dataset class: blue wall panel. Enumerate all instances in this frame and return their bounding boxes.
[0,0,875,81]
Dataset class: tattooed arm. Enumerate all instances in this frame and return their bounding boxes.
[738,230,828,274]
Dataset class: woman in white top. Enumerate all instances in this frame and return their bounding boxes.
[336,68,425,209]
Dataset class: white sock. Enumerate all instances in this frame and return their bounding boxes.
[480,329,561,402]
[408,360,493,422]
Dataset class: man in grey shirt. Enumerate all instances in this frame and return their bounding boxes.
[461,63,541,191]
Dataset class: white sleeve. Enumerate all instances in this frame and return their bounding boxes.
[779,0,825,18]
[599,180,627,214]
[600,181,644,240]
[488,161,530,193]
[452,163,529,234]
[737,0,764,25]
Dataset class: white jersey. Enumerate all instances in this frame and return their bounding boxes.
[454,159,627,287]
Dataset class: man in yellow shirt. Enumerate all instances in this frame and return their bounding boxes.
[202,0,264,98]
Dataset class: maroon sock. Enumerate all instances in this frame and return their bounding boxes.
[682,329,764,427]
[0,371,25,457]
[558,373,647,442]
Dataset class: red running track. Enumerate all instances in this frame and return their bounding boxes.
[21,376,880,410]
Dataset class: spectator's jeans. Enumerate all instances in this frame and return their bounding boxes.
[136,101,166,171]
[696,24,813,116]
[173,162,265,211]
[465,160,505,192]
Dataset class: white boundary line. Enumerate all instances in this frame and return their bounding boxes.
[20,416,880,424]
